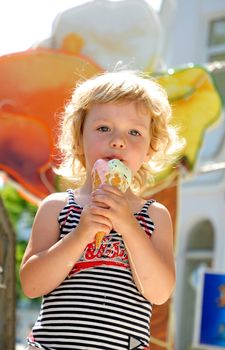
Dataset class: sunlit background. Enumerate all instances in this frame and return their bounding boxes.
[0,0,162,56]
[1,1,225,350]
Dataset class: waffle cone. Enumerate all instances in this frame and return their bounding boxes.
[95,232,105,249]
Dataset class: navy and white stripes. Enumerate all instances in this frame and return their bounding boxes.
[28,189,155,350]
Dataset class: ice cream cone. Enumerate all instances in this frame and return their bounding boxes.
[92,158,132,248]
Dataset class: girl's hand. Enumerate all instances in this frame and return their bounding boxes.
[91,184,138,235]
[78,198,113,243]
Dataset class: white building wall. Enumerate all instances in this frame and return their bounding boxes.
[163,0,225,349]
[167,0,225,66]
[175,180,225,349]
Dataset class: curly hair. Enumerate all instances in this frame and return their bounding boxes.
[56,70,185,192]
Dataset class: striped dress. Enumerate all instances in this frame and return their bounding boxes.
[28,189,155,350]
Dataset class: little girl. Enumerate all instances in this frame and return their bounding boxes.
[20,70,184,350]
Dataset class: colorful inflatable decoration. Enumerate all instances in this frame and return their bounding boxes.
[0,53,221,202]
[0,0,222,349]
[0,50,101,202]
[143,66,222,197]
[34,0,162,71]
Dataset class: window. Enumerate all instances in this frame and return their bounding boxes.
[209,18,225,46]
[207,17,225,62]
[178,220,214,350]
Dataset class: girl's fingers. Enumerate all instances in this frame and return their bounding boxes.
[91,200,109,209]
[92,190,121,207]
[90,208,112,226]
[90,205,107,215]
[93,222,112,233]
[95,184,123,196]
[92,196,112,208]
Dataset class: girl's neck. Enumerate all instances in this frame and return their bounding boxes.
[79,176,92,194]
[73,177,92,207]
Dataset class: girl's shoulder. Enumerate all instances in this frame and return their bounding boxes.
[148,200,168,211]
[147,200,172,227]
[42,191,69,203]
[38,191,69,215]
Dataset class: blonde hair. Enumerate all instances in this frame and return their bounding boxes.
[57,70,184,192]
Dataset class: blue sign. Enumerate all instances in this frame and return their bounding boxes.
[194,270,225,348]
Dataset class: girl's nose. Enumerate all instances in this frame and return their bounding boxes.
[110,135,126,149]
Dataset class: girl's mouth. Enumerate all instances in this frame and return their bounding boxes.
[106,156,124,161]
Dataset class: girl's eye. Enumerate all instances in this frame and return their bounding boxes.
[97,126,110,132]
[129,129,141,136]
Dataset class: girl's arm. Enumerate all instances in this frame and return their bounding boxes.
[92,185,175,305]
[20,193,87,298]
[122,202,175,305]
[20,192,112,298]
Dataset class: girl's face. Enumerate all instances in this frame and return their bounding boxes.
[82,101,152,177]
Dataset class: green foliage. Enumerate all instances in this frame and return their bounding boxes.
[0,184,37,230]
[16,240,27,300]
[0,184,40,304]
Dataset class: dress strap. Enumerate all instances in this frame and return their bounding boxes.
[66,188,76,205]
[140,199,155,214]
